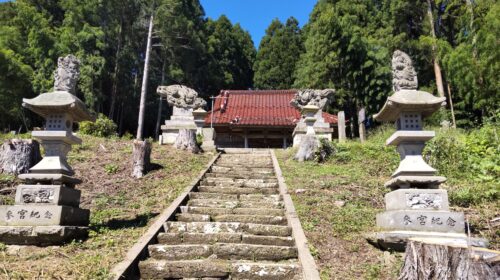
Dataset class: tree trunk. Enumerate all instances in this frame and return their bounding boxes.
[155,59,167,140]
[174,129,200,154]
[426,0,446,98]
[136,13,154,140]
[447,83,457,128]
[131,139,151,178]
[399,239,499,280]
[0,139,41,175]
[109,15,124,120]
[294,135,318,162]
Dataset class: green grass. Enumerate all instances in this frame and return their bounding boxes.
[277,124,498,279]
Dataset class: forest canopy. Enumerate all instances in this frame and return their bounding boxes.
[0,0,498,136]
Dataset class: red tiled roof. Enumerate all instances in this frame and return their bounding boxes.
[205,90,338,127]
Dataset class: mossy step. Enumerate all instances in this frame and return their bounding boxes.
[212,215,287,225]
[187,199,284,209]
[182,206,284,217]
[188,192,281,202]
[203,178,278,184]
[176,213,211,222]
[148,243,297,261]
[198,186,279,195]
[205,173,276,179]
[139,259,301,279]
[199,182,279,189]
[211,166,274,173]
[164,222,292,237]
[157,232,295,247]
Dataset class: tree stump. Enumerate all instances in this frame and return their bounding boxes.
[174,129,200,154]
[294,135,318,162]
[131,139,151,178]
[399,239,499,280]
[0,139,41,174]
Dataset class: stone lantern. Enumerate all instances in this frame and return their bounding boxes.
[370,51,486,250]
[0,55,95,245]
[193,108,208,135]
[302,105,320,136]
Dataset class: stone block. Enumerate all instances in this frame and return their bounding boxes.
[386,130,435,146]
[385,189,449,211]
[366,231,488,252]
[0,205,89,226]
[0,225,88,245]
[15,185,81,207]
[376,210,464,233]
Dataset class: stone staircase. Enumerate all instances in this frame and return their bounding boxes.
[139,150,302,279]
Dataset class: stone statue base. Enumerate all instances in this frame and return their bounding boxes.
[160,107,197,145]
[370,188,487,251]
[201,128,216,151]
[0,225,88,245]
[292,125,332,147]
[292,110,333,147]
[0,174,90,245]
[367,231,488,252]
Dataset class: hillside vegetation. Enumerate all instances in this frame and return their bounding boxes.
[276,123,499,280]
[0,135,212,279]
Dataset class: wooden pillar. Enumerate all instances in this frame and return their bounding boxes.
[244,131,248,148]
[282,133,287,149]
[338,111,346,143]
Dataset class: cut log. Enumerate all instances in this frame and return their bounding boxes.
[174,129,200,154]
[294,135,318,162]
[131,139,151,178]
[399,239,499,280]
[0,139,41,174]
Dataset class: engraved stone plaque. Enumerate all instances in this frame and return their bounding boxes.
[405,193,442,209]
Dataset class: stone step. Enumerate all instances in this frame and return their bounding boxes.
[211,166,274,173]
[176,213,211,222]
[149,243,297,261]
[187,199,284,209]
[182,206,285,217]
[212,215,287,225]
[157,232,295,247]
[200,182,279,189]
[205,173,276,179]
[203,178,278,184]
[188,192,281,202]
[164,222,292,237]
[149,244,212,260]
[139,259,301,279]
[198,186,279,195]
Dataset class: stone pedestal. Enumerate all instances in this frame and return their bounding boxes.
[161,107,197,145]
[201,128,216,152]
[292,110,333,147]
[0,56,94,245]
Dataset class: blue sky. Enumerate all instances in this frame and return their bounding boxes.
[200,0,317,48]
[0,0,317,47]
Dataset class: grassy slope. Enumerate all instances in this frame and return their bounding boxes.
[276,126,498,280]
[0,135,212,279]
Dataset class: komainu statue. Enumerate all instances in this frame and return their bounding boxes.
[157,85,207,109]
[392,50,418,92]
[54,54,80,94]
[290,89,335,110]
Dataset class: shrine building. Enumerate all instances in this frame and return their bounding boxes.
[205,90,338,148]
